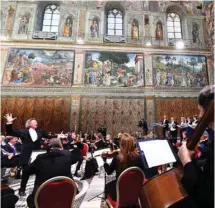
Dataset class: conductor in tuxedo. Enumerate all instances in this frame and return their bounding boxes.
[4,114,50,172]
[161,115,169,138]
[19,138,79,208]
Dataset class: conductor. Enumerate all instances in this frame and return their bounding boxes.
[4,114,50,178]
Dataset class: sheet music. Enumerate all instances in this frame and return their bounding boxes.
[139,140,176,168]
[29,151,46,163]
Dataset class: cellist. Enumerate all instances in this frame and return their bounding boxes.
[178,85,214,208]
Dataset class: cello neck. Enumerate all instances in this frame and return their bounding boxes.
[187,101,214,150]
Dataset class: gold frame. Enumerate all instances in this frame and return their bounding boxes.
[34,176,77,208]
[106,167,145,208]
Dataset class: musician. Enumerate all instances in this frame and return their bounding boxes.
[19,138,79,208]
[103,133,158,201]
[161,115,169,138]
[74,136,84,177]
[138,119,148,135]
[186,116,194,137]
[113,132,122,148]
[98,125,107,137]
[106,134,118,151]
[169,117,178,145]
[179,117,187,143]
[192,115,198,129]
[93,133,105,150]
[178,85,214,208]
[4,114,50,178]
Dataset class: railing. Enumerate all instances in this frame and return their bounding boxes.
[0,29,210,50]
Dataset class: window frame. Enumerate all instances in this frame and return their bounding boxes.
[166,12,183,40]
[42,4,60,33]
[106,8,123,36]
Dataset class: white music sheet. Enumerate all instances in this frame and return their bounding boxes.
[139,140,176,168]
[29,151,46,163]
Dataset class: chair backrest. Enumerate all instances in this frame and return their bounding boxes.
[81,143,89,157]
[34,176,76,208]
[116,167,145,208]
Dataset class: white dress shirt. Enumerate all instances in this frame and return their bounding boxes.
[29,128,38,142]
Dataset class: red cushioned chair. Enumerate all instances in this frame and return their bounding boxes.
[81,143,89,159]
[81,143,89,175]
[106,167,145,208]
[34,176,77,208]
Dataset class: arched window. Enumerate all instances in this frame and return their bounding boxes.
[42,4,60,33]
[107,9,123,36]
[167,13,182,39]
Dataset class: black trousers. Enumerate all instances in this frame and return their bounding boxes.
[105,180,117,201]
[2,155,20,168]
[27,193,35,208]
[75,158,83,173]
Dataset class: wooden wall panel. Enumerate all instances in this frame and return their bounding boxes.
[1,97,70,134]
[80,97,146,137]
[155,98,198,122]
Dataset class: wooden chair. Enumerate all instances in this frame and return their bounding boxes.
[34,176,77,208]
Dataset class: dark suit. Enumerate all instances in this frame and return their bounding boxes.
[3,143,21,154]
[20,149,79,208]
[162,119,169,137]
[6,124,49,166]
[1,150,20,168]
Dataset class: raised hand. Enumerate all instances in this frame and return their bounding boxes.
[4,113,17,123]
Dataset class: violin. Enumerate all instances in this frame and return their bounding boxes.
[101,149,120,159]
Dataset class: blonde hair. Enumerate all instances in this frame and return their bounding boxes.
[25,118,36,128]
[118,133,138,169]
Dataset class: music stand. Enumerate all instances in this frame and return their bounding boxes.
[149,122,162,138]
[87,148,111,202]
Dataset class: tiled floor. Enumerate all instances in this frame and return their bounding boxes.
[7,161,109,208]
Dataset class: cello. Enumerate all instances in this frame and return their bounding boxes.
[139,101,214,208]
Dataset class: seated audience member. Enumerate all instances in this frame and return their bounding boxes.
[1,149,20,168]
[19,138,80,208]
[4,136,21,154]
[178,85,214,208]
[103,133,158,201]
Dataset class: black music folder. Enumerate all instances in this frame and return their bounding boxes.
[137,138,178,168]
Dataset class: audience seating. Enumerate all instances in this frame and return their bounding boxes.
[106,167,145,208]
[34,176,77,208]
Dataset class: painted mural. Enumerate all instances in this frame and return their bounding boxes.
[2,49,74,86]
[153,55,208,88]
[84,52,144,87]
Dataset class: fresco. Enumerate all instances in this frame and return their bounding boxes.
[153,55,208,88]
[2,49,74,86]
[84,52,144,87]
